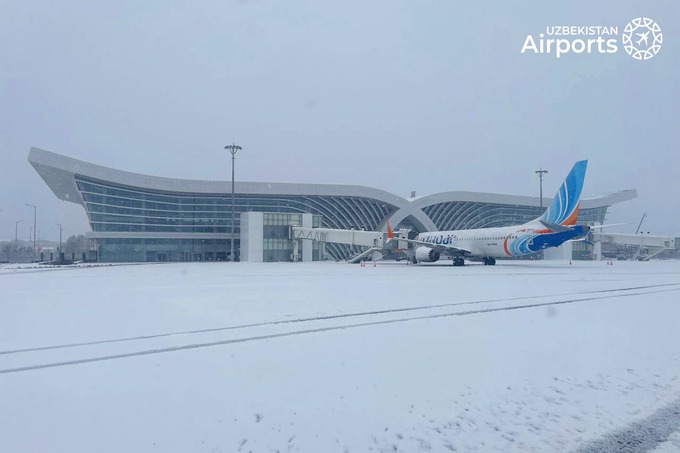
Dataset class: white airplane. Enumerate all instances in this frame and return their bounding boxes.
[387,160,591,266]
[636,31,650,46]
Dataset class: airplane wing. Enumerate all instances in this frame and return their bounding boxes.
[588,223,630,230]
[389,236,472,255]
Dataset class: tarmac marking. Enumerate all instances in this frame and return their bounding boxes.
[2,283,678,356]
[1,286,678,375]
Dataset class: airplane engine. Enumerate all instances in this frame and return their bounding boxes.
[415,246,440,263]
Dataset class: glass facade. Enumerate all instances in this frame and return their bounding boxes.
[77,177,396,234]
[76,176,398,262]
[75,174,612,262]
[423,202,608,231]
[98,238,228,262]
[261,213,322,262]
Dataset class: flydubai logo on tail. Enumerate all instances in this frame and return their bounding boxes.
[538,160,587,226]
[521,17,663,60]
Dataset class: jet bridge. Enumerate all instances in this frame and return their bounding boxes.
[592,232,675,261]
[290,226,412,262]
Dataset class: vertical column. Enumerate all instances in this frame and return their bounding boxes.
[240,212,263,262]
[593,241,602,261]
[301,213,313,262]
[292,239,299,262]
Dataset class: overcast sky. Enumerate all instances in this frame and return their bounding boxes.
[1,0,678,241]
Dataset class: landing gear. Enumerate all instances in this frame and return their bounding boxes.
[483,257,496,266]
[453,257,465,266]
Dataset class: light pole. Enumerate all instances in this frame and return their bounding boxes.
[535,169,548,209]
[15,220,23,261]
[224,143,243,262]
[25,203,36,262]
[55,223,63,258]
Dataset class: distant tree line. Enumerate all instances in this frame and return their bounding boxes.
[63,234,91,254]
[0,239,43,263]
[0,234,94,263]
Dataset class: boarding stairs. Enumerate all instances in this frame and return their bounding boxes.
[346,247,383,264]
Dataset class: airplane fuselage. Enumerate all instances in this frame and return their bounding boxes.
[415,224,589,258]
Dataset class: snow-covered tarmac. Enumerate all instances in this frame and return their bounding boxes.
[1,259,679,452]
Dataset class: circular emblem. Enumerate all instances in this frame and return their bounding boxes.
[622,17,662,60]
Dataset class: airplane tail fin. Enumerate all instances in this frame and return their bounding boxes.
[386,220,394,239]
[537,160,588,226]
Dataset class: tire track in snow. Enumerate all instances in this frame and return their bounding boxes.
[574,398,680,453]
[0,286,678,375]
[1,283,678,356]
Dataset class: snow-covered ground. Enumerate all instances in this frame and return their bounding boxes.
[1,259,679,452]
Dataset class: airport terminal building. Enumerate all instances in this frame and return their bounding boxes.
[29,148,637,262]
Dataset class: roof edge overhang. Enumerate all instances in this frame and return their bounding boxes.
[29,147,637,211]
[410,189,637,210]
[28,147,406,207]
